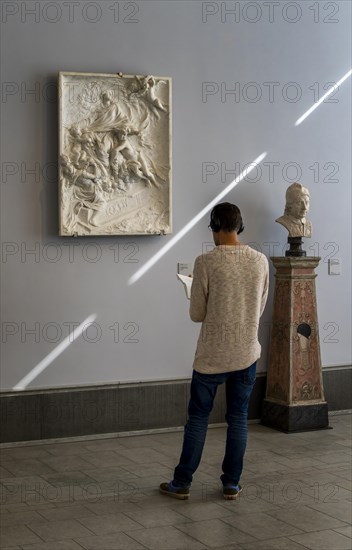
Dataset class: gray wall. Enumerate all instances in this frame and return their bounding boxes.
[1,0,351,391]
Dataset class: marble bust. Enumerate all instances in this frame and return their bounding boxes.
[276,183,312,238]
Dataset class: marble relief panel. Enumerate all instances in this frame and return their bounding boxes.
[58,72,172,236]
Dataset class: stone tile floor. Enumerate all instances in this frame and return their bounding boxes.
[0,414,351,550]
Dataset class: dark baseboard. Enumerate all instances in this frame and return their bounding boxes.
[0,366,350,444]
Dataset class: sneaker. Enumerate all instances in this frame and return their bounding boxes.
[223,484,242,500]
[159,481,190,500]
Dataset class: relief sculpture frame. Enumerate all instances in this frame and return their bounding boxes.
[58,71,172,236]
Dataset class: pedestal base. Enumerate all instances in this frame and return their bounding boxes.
[261,399,330,433]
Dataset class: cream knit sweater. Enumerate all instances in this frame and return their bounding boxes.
[190,245,269,374]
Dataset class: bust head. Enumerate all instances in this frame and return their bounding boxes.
[276,183,312,238]
[284,183,310,221]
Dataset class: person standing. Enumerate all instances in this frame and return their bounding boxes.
[160,202,269,500]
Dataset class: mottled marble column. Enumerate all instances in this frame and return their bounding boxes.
[261,257,329,432]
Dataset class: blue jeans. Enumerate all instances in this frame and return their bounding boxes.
[173,362,256,487]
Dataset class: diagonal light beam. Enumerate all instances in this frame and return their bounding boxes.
[128,152,267,285]
[12,314,97,390]
[295,68,352,126]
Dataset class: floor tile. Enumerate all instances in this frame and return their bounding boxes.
[115,447,173,464]
[1,502,56,512]
[39,470,99,486]
[81,465,137,483]
[0,459,56,477]
[125,491,188,508]
[0,509,45,526]
[80,439,129,453]
[306,498,352,523]
[289,529,352,549]
[124,506,192,528]
[0,480,51,506]
[82,500,142,515]
[122,461,174,478]
[125,525,207,549]
[20,541,84,550]
[0,525,43,547]
[28,518,94,541]
[330,482,352,498]
[239,536,308,549]
[221,512,303,540]
[176,517,256,547]
[266,504,348,532]
[335,469,352,481]
[245,461,290,474]
[35,503,96,521]
[1,447,54,460]
[74,532,145,549]
[15,482,93,506]
[244,480,318,507]
[77,511,143,533]
[0,466,15,479]
[39,455,94,472]
[172,501,234,521]
[44,442,100,456]
[80,450,132,468]
[333,525,352,538]
[335,440,352,449]
[312,450,352,465]
[117,434,164,449]
[300,478,351,502]
[217,495,280,515]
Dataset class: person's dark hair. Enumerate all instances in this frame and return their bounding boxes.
[209,202,244,233]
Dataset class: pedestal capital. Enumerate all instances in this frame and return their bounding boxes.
[270,256,321,270]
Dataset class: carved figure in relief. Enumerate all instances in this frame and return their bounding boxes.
[68,127,89,167]
[61,155,107,232]
[110,128,157,187]
[129,76,168,118]
[60,154,75,183]
[276,183,312,237]
[88,91,129,133]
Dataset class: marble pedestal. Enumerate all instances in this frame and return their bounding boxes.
[261,257,329,432]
